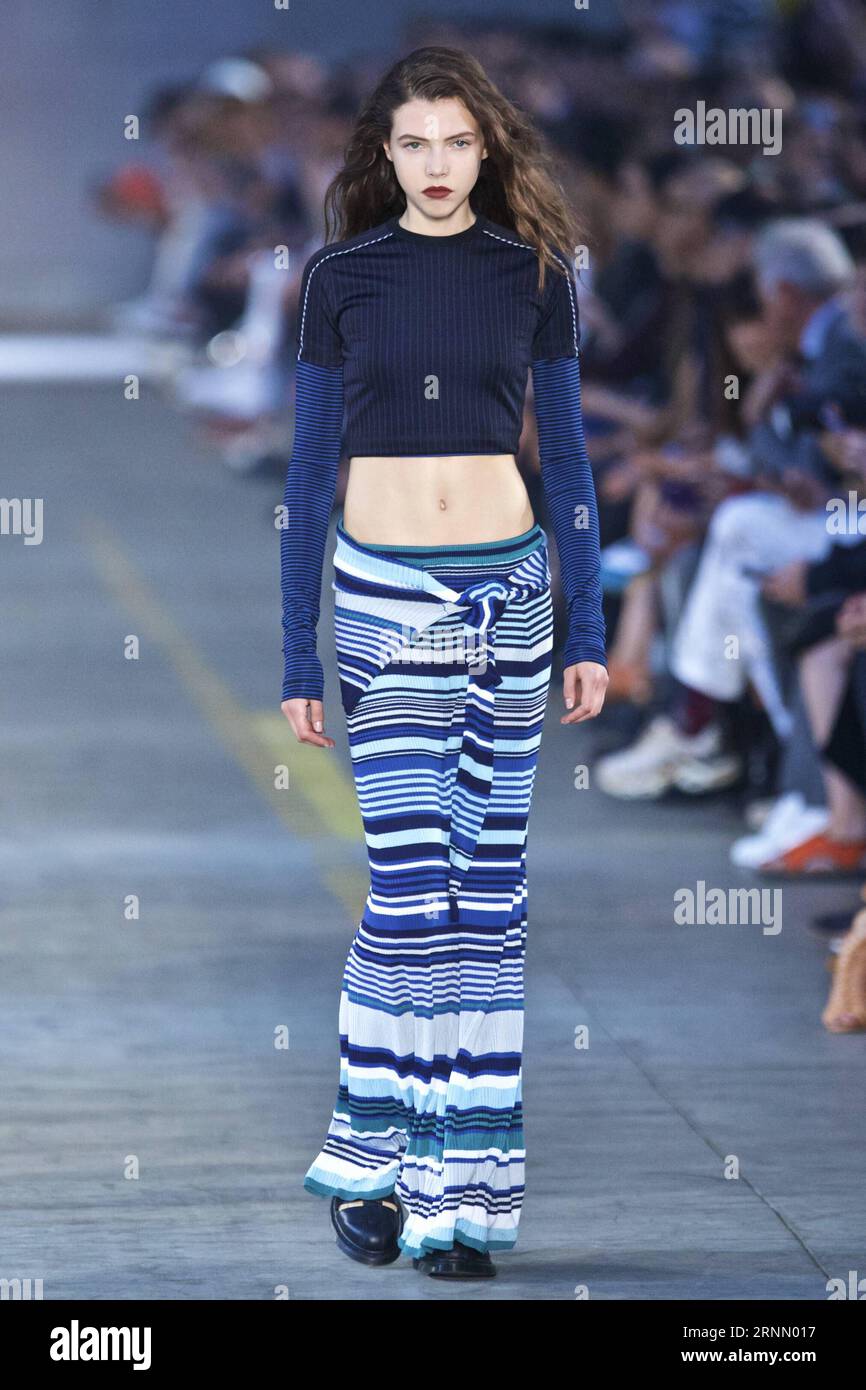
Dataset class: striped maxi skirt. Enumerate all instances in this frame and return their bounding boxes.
[303,513,554,1259]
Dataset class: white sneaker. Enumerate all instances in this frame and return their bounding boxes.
[729,791,829,869]
[673,746,743,793]
[595,716,728,799]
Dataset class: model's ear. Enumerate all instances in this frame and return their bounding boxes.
[382,141,392,163]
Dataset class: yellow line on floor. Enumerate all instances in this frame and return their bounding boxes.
[80,516,367,917]
[248,711,362,841]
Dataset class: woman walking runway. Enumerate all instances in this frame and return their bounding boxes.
[280,44,608,1279]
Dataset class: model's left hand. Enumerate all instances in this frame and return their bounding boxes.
[561,661,609,724]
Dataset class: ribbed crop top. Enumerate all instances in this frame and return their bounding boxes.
[279,209,607,702]
[296,211,579,455]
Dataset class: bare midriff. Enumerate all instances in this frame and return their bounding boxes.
[343,454,536,545]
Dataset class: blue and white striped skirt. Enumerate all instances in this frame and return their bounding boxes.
[303,513,554,1259]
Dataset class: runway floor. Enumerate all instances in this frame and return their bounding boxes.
[2,372,864,1300]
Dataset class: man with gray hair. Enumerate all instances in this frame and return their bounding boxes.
[753,217,855,300]
[595,218,866,822]
[748,219,866,482]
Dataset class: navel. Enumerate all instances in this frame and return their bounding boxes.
[439,497,447,510]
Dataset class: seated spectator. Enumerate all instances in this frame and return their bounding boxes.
[595,219,866,807]
[758,463,866,872]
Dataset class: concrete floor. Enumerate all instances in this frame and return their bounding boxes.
[1,379,864,1300]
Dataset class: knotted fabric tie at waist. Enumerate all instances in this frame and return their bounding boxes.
[332,528,551,925]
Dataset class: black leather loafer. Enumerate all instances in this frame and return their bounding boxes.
[412,1238,497,1278]
[330,1195,404,1266]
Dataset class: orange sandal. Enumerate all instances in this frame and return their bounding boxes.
[761,832,866,875]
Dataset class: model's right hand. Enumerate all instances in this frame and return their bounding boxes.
[281,698,336,749]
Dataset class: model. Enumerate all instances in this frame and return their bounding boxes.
[279,45,608,1280]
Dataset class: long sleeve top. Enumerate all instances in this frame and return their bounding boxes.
[279,210,606,702]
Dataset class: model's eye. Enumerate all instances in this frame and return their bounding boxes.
[452,138,470,148]
[404,141,422,150]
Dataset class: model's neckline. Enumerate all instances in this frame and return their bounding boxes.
[389,211,484,244]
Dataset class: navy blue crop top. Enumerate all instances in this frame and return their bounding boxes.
[296,211,579,455]
[279,210,607,702]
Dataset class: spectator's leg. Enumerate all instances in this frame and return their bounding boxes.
[606,572,657,703]
[799,638,866,841]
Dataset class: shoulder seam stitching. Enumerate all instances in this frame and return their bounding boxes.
[481,230,578,355]
[298,231,395,359]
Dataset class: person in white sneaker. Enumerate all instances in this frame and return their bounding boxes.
[596,221,866,803]
[595,684,742,799]
[668,221,866,740]
[729,790,829,868]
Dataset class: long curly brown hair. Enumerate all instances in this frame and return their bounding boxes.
[322,46,582,292]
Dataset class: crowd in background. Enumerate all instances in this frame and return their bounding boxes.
[96,0,866,1028]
